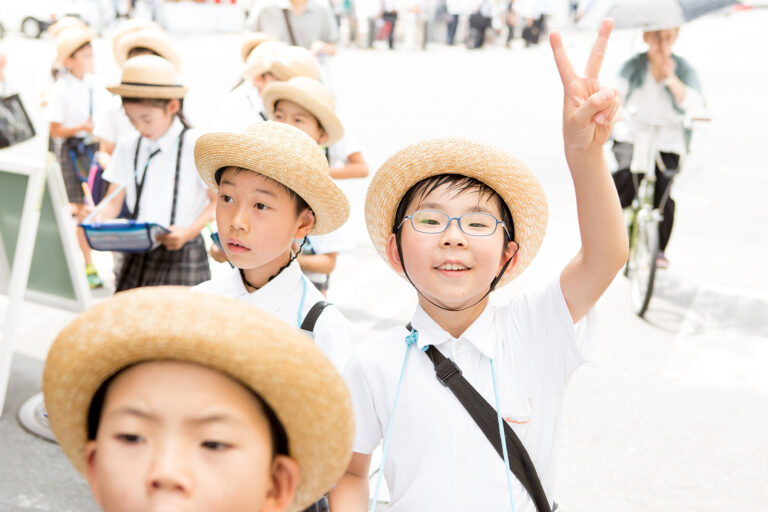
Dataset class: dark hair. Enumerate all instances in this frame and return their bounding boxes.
[87,365,289,458]
[393,174,515,247]
[215,166,312,217]
[126,47,160,59]
[121,97,192,129]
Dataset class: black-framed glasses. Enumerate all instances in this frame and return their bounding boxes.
[399,209,510,238]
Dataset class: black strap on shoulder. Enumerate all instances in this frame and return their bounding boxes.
[282,8,298,46]
[407,323,552,512]
[301,301,331,333]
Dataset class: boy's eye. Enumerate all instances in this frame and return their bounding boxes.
[115,433,144,444]
[220,194,233,203]
[201,440,232,451]
[419,218,440,225]
[254,202,269,211]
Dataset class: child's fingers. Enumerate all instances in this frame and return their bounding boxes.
[549,30,577,87]
[584,19,614,79]
[602,95,621,125]
[573,88,616,127]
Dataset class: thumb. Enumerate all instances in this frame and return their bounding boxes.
[573,88,616,126]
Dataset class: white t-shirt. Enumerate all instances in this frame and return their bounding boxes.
[212,81,266,133]
[327,131,361,169]
[344,277,599,512]
[102,117,209,228]
[193,259,352,372]
[94,95,136,145]
[613,68,705,155]
[47,72,109,138]
[303,221,355,283]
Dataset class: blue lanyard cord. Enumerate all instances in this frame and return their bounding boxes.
[490,359,516,512]
[296,276,308,328]
[369,328,420,512]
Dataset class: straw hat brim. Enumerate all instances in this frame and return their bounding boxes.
[55,30,94,67]
[48,17,88,37]
[365,138,549,286]
[194,125,350,235]
[262,82,345,147]
[242,32,277,62]
[115,32,181,70]
[42,286,354,512]
[106,83,188,99]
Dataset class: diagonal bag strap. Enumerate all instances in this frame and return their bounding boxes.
[300,301,330,332]
[411,324,552,512]
[282,8,298,46]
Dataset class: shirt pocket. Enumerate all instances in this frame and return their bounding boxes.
[487,396,533,491]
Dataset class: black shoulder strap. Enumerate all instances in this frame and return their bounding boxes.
[282,8,298,46]
[301,301,331,333]
[407,323,552,512]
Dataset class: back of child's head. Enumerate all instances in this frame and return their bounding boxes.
[43,286,354,512]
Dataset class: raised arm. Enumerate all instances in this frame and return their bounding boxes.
[550,19,629,323]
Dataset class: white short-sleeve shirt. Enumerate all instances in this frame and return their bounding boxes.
[327,131,362,169]
[303,221,356,283]
[211,81,266,133]
[47,72,109,138]
[102,117,209,228]
[193,259,352,372]
[344,277,599,512]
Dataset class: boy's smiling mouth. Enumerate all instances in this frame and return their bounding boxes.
[435,261,471,273]
[226,237,251,254]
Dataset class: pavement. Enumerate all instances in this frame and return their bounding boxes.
[1,7,768,511]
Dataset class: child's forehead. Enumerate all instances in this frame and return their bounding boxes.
[409,180,502,213]
[275,99,315,119]
[219,167,290,192]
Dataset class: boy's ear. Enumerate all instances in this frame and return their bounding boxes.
[499,240,520,278]
[293,208,316,240]
[318,129,329,146]
[166,99,181,116]
[262,455,300,512]
[84,441,104,507]
[385,233,405,275]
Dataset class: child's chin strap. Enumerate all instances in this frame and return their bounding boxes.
[395,235,518,312]
[240,237,307,291]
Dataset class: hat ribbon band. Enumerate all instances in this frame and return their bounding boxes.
[119,81,182,88]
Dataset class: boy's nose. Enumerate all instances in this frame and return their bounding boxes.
[439,218,467,246]
[146,442,192,496]
[230,206,249,232]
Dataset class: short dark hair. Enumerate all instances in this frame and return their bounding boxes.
[126,47,160,59]
[121,97,193,128]
[215,166,311,218]
[87,365,289,458]
[393,174,515,246]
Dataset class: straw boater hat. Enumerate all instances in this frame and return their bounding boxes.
[262,77,345,146]
[107,55,187,99]
[242,40,287,81]
[42,287,354,512]
[111,18,163,60]
[270,45,322,82]
[114,28,181,70]
[47,16,88,38]
[195,122,349,235]
[54,26,95,67]
[241,31,277,62]
[365,138,549,286]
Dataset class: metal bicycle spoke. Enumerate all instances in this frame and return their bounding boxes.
[629,214,659,317]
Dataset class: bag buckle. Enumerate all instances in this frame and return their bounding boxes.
[435,359,462,387]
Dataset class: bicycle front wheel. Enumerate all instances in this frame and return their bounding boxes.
[628,215,659,317]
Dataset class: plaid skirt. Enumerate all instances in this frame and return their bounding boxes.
[56,138,97,204]
[115,234,210,292]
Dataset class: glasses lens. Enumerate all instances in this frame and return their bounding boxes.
[460,213,497,236]
[411,210,449,233]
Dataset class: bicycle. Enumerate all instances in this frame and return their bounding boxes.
[618,113,709,317]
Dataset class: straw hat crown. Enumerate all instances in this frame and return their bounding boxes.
[54,26,95,67]
[365,137,549,286]
[262,77,345,146]
[242,40,288,80]
[107,54,187,99]
[111,18,163,57]
[270,45,321,81]
[241,31,277,62]
[48,16,88,37]
[42,286,354,512]
[195,122,350,235]
[115,28,181,70]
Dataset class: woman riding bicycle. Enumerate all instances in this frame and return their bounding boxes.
[611,26,705,268]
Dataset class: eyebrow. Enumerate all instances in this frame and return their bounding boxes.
[108,407,158,421]
[107,407,244,426]
[219,180,278,198]
[417,202,495,215]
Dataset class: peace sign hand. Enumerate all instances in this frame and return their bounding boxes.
[550,19,620,152]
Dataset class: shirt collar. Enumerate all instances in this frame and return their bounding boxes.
[152,117,184,154]
[410,303,496,359]
[234,258,305,312]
